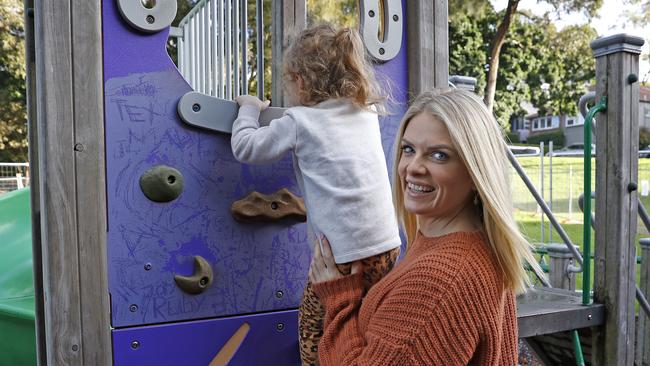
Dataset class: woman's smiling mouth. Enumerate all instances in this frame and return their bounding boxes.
[407,181,435,194]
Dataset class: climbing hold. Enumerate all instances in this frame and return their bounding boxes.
[231,188,307,223]
[174,256,214,295]
[139,165,184,202]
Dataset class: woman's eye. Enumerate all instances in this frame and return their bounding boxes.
[432,151,448,161]
[401,145,414,154]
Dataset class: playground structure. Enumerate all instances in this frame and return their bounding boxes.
[2,0,646,364]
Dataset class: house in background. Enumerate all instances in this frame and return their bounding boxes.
[511,85,650,146]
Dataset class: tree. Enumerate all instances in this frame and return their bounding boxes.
[449,0,598,127]
[483,0,602,113]
[0,0,27,162]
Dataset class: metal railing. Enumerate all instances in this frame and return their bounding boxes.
[0,163,30,192]
[176,0,263,99]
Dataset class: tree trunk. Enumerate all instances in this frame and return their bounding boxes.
[484,0,519,114]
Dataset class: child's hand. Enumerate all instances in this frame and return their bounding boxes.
[235,95,270,110]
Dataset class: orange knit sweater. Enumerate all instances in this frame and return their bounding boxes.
[312,231,518,365]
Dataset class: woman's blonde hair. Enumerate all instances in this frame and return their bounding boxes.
[392,89,542,294]
[282,24,383,109]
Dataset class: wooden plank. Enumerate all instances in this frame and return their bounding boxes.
[406,0,448,98]
[271,0,306,107]
[70,0,112,364]
[34,0,83,364]
[23,0,47,364]
[592,44,641,366]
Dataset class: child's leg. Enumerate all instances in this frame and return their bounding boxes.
[298,247,400,366]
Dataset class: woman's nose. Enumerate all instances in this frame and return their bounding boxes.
[406,155,427,175]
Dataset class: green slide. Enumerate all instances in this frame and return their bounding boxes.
[0,188,36,365]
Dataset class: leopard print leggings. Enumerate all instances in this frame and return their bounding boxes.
[298,247,400,366]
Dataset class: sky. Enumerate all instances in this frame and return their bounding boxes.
[491,0,650,83]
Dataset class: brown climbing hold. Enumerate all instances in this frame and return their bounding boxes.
[231,188,306,223]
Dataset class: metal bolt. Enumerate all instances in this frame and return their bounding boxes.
[628,73,639,84]
[379,48,385,55]
[146,15,155,24]
[368,10,375,17]
[144,263,152,271]
[129,304,138,312]
[131,341,140,350]
[587,314,592,321]
[393,14,399,21]
[271,202,279,210]
[199,277,209,287]
[276,322,285,332]
[72,344,79,352]
[629,181,638,193]
[192,103,201,112]
[276,290,284,298]
[74,143,84,152]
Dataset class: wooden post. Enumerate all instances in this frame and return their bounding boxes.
[406,0,448,97]
[24,0,46,364]
[33,0,111,364]
[271,0,306,107]
[546,244,577,291]
[591,34,644,366]
[636,238,650,365]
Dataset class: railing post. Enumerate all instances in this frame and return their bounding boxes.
[591,33,645,366]
[637,238,650,366]
[546,244,577,290]
[271,0,306,106]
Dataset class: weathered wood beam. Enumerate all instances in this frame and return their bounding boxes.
[271,0,306,107]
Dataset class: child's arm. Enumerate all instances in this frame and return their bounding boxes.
[231,96,297,164]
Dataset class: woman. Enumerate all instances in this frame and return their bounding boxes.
[309,89,542,365]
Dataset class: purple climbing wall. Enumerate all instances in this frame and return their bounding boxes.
[103,0,408,363]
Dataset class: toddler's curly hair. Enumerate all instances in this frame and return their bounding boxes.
[282,24,384,109]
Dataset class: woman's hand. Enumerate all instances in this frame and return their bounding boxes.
[309,235,363,284]
[235,95,270,110]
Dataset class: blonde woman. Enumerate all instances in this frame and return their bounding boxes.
[309,89,542,365]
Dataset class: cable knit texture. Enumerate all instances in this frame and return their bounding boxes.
[312,231,518,366]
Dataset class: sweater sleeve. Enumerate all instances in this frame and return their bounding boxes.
[230,104,297,164]
[312,261,481,366]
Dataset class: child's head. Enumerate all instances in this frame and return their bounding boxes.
[283,24,383,109]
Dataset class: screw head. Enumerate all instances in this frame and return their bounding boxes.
[368,10,375,17]
[74,143,84,152]
[199,277,209,287]
[629,181,638,192]
[587,314,593,320]
[192,103,201,112]
[276,322,285,332]
[628,73,639,84]
[129,304,138,312]
[146,15,155,24]
[131,341,140,350]
[271,201,279,210]
[72,344,79,352]
[393,14,399,21]
[144,263,152,271]
[379,48,385,55]
[276,290,284,298]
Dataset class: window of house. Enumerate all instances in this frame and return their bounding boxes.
[567,118,575,126]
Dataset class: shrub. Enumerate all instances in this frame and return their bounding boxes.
[506,132,520,144]
[527,131,565,148]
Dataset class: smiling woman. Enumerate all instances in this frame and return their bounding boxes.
[309,89,545,365]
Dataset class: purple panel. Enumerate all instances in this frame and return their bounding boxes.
[113,310,300,365]
[102,0,410,328]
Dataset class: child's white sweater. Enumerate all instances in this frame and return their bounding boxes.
[231,99,401,263]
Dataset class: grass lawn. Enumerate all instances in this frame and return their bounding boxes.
[512,157,650,295]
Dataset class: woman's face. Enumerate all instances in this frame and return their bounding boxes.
[397,112,476,221]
